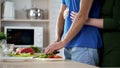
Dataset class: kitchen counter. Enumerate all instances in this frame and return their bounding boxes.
[0,60,99,68]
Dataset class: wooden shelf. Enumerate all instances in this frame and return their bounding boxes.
[0,19,49,22]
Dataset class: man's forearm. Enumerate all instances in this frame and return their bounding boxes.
[62,13,87,44]
[55,13,64,42]
[55,4,66,42]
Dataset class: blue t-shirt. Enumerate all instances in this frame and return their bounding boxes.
[62,0,102,48]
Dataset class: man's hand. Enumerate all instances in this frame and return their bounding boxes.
[44,41,66,54]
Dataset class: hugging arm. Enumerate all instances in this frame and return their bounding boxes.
[103,18,120,30]
[87,18,120,31]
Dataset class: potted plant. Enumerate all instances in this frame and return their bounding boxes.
[0,32,7,40]
[0,32,7,49]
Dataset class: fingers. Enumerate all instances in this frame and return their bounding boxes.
[63,8,69,19]
[71,11,77,17]
[44,47,52,54]
[70,11,77,21]
[44,41,64,54]
[44,45,55,54]
[63,9,77,21]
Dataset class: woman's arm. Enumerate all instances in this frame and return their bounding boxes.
[103,18,120,30]
[70,12,120,30]
[86,18,120,31]
[70,11,104,29]
[86,18,103,29]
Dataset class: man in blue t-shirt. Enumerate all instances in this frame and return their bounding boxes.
[45,0,102,66]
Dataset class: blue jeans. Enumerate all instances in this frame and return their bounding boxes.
[64,47,99,66]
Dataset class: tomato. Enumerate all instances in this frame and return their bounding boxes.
[20,48,35,55]
[48,55,54,58]
[53,55,62,58]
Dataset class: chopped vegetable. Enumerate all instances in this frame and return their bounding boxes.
[19,53,31,57]
[30,46,41,53]
[53,55,62,58]
[38,52,62,58]
[20,47,35,55]
[39,53,48,58]
[9,53,33,57]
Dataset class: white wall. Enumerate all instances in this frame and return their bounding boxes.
[49,0,61,43]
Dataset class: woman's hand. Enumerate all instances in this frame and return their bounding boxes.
[63,8,78,21]
[70,11,78,21]
[63,8,69,19]
[44,41,66,54]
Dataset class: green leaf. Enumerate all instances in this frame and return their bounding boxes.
[0,32,7,40]
[30,46,41,53]
[0,32,11,40]
[0,45,2,48]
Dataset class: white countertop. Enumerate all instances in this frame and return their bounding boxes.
[0,60,99,68]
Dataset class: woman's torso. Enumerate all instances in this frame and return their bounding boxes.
[101,0,120,66]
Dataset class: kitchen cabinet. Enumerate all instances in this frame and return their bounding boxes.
[0,0,50,47]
